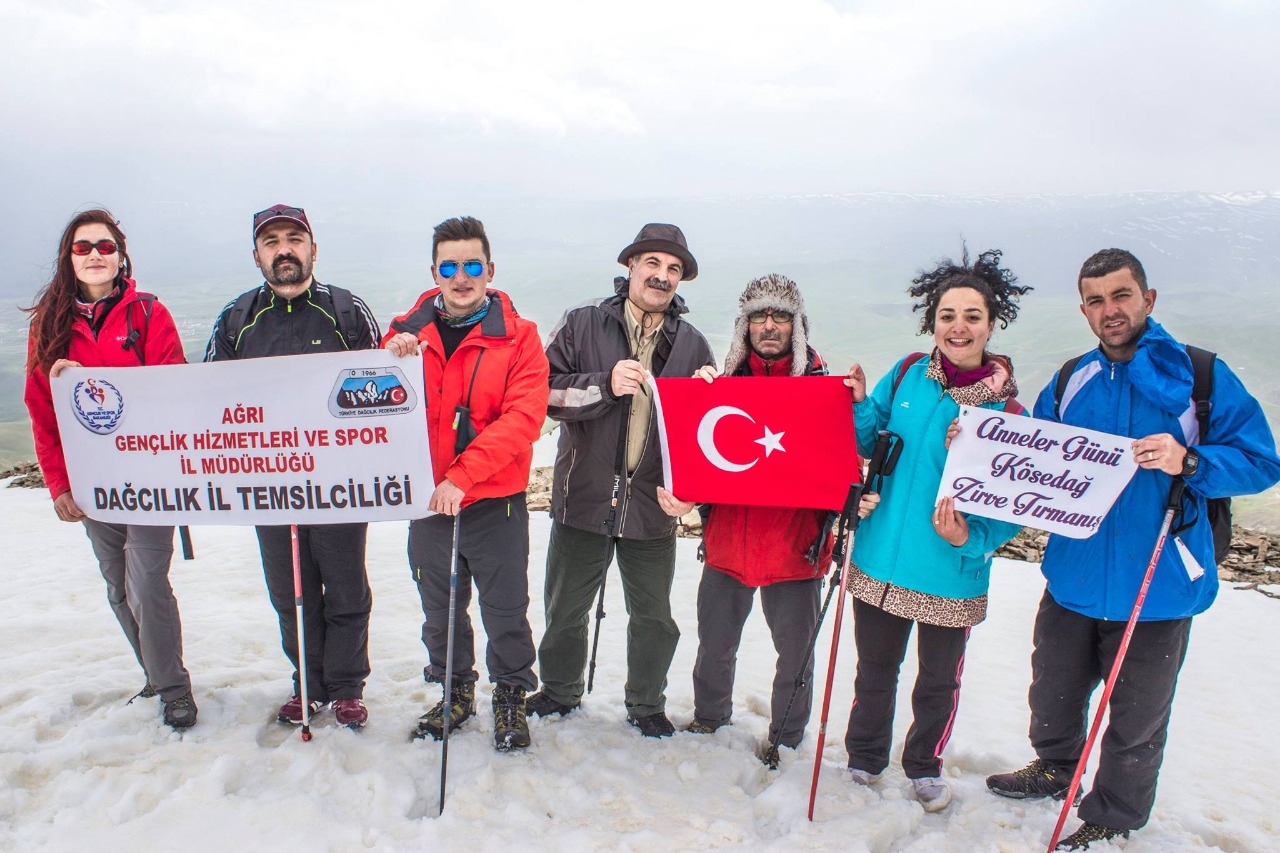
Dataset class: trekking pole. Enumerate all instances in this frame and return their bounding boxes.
[764,430,901,770]
[438,511,462,816]
[1045,477,1187,852]
[290,524,312,743]
[588,394,632,694]
[439,405,477,815]
[805,483,865,820]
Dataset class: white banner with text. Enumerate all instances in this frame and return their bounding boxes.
[53,350,432,525]
[936,407,1138,539]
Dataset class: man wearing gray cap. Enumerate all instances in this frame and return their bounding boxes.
[530,224,715,737]
[204,204,381,729]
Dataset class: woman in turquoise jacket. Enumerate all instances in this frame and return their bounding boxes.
[841,249,1030,813]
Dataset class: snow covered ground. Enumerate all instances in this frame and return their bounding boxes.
[3,447,1278,851]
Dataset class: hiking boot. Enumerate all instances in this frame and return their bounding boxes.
[332,698,368,729]
[277,695,330,725]
[492,684,531,751]
[847,767,881,786]
[627,711,675,738]
[760,740,796,770]
[911,776,953,813]
[127,683,158,705]
[163,692,198,729]
[683,719,722,734]
[1055,823,1129,850]
[525,690,579,718]
[987,758,1079,802]
[415,680,476,741]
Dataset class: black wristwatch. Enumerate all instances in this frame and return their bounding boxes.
[1181,448,1200,478]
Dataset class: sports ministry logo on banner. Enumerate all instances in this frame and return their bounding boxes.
[71,378,125,435]
[938,407,1139,539]
[328,365,417,417]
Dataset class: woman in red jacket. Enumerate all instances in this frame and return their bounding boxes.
[23,209,197,729]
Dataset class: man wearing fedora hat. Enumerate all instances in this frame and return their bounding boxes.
[530,223,715,737]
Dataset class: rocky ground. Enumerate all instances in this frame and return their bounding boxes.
[13,462,1280,591]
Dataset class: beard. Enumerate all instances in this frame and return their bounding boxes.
[266,253,311,286]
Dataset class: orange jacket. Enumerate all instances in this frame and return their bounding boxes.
[385,289,548,506]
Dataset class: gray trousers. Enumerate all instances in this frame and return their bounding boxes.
[82,519,190,701]
[1029,591,1192,831]
[692,567,820,747]
[538,521,678,717]
[408,494,536,690]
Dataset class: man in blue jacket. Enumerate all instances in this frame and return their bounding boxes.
[986,249,1280,850]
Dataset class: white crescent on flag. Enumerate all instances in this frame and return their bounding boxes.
[697,405,758,472]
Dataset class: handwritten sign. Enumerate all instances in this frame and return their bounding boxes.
[52,350,433,525]
[937,407,1139,539]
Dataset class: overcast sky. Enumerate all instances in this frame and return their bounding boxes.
[1,0,1278,262]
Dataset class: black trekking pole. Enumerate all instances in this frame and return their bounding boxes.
[762,430,902,770]
[587,394,632,694]
[439,405,477,816]
[1045,476,1187,852]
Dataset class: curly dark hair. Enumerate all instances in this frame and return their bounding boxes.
[24,209,133,374]
[908,247,1030,335]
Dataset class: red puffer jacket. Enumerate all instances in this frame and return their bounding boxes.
[701,346,836,586]
[24,278,186,500]
[384,289,549,507]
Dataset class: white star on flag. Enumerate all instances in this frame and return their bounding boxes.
[755,426,786,457]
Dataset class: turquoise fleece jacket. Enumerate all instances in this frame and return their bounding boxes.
[851,354,1024,600]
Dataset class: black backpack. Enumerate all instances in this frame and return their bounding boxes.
[227,283,361,350]
[1053,345,1231,564]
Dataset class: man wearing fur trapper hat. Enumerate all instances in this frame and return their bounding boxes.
[658,273,875,764]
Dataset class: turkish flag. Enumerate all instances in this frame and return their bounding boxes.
[651,376,860,511]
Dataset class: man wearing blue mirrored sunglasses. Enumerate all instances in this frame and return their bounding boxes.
[384,216,549,750]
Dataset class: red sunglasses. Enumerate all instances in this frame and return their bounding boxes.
[70,240,119,256]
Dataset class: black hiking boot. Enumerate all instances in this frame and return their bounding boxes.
[525,690,579,718]
[627,711,675,738]
[987,758,1080,802]
[414,680,475,740]
[162,692,198,730]
[1055,822,1129,850]
[492,684,531,751]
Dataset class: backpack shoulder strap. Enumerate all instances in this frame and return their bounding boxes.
[225,289,260,351]
[122,293,156,364]
[1053,354,1086,419]
[327,284,359,348]
[890,352,928,403]
[1186,345,1217,442]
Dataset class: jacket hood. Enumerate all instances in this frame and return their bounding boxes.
[1129,318,1194,414]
